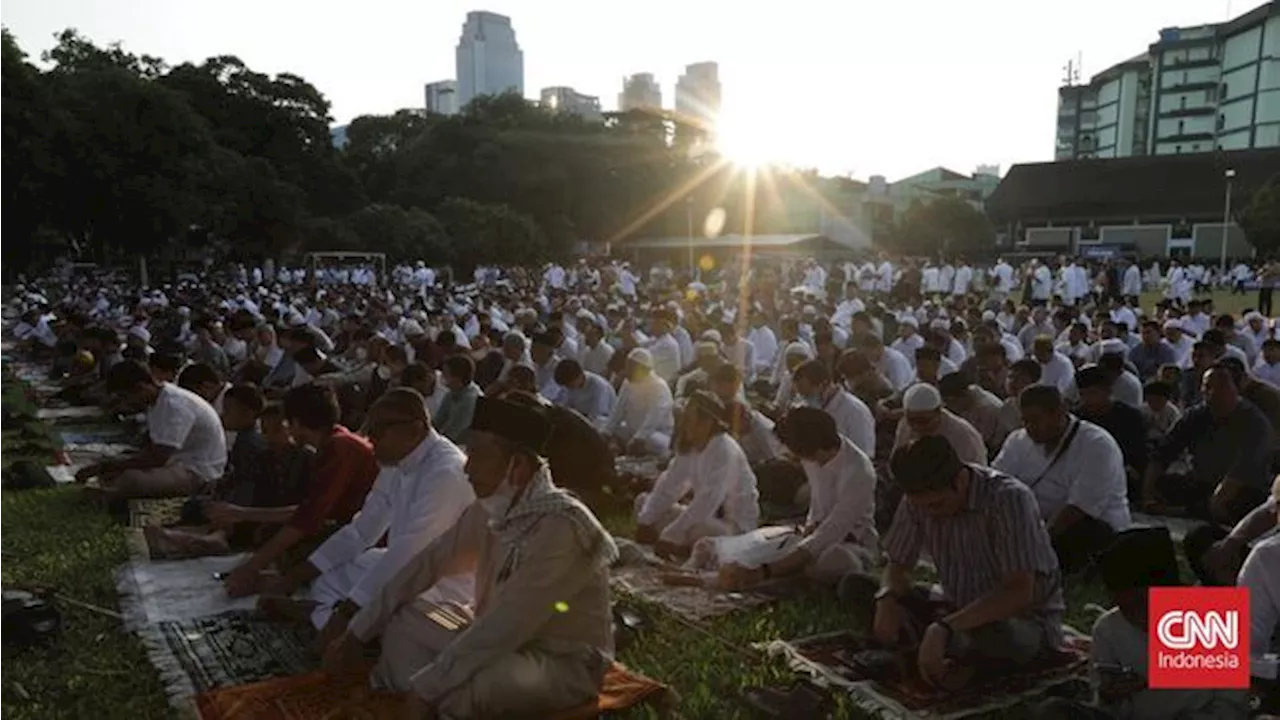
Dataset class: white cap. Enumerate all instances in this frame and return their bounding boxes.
[127,326,151,344]
[700,329,723,344]
[401,320,426,337]
[627,347,654,368]
[1100,339,1128,356]
[784,341,812,358]
[903,383,943,412]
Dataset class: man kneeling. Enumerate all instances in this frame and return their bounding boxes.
[323,396,619,719]
[260,388,476,646]
[842,435,1065,689]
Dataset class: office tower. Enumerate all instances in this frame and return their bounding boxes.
[424,80,459,115]
[455,11,524,109]
[618,72,663,112]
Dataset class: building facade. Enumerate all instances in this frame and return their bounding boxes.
[618,72,663,112]
[674,62,721,132]
[540,86,602,121]
[455,11,524,109]
[1055,2,1279,160]
[424,80,459,116]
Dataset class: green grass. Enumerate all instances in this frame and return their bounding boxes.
[1,486,172,720]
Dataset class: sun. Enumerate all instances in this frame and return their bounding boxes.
[713,111,792,169]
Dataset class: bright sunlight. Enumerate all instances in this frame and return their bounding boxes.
[713,106,797,169]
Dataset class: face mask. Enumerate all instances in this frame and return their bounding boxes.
[376,365,392,380]
[479,457,519,517]
[355,347,369,362]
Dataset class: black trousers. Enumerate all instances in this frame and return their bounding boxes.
[1052,514,1117,576]
[1154,474,1270,525]
[1260,286,1274,317]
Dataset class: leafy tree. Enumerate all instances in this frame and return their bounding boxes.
[436,198,546,268]
[889,196,996,256]
[1241,175,1280,259]
[343,204,452,263]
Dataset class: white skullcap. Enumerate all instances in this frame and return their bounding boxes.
[784,341,812,358]
[401,320,425,337]
[903,383,943,412]
[899,315,919,328]
[695,341,719,356]
[1163,320,1183,332]
[627,347,654,368]
[700,329,723,344]
[1099,339,1128,356]
[982,310,997,322]
[127,326,151,343]
[1245,311,1264,322]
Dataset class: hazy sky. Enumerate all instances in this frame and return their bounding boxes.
[2,0,1254,180]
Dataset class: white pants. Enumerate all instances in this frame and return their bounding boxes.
[374,599,606,719]
[309,549,473,629]
[633,493,735,547]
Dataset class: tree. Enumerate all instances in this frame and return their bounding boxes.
[343,204,452,263]
[436,198,546,268]
[889,196,997,257]
[1241,175,1280,259]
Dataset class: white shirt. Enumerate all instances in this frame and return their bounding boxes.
[605,372,675,446]
[309,431,475,608]
[993,418,1131,531]
[1037,351,1076,393]
[647,333,682,383]
[798,436,879,557]
[876,347,915,391]
[821,389,877,460]
[748,325,779,373]
[147,383,228,482]
[554,371,617,425]
[577,340,614,378]
[639,433,760,544]
[1240,531,1280,680]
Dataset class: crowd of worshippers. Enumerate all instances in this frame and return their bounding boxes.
[7,254,1280,718]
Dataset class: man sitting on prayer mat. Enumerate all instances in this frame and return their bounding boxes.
[718,407,879,589]
[259,388,476,645]
[322,396,619,720]
[221,384,380,597]
[76,360,228,502]
[1037,527,1249,720]
[634,390,760,559]
[841,435,1065,690]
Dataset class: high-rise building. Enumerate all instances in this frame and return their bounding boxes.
[618,73,663,112]
[424,80,459,116]
[455,11,524,109]
[1054,2,1279,160]
[674,62,722,130]
[540,86,602,121]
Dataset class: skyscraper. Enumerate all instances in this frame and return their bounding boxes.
[618,73,663,112]
[424,80,459,115]
[455,11,524,109]
[674,62,721,129]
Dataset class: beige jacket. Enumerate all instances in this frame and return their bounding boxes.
[348,503,614,704]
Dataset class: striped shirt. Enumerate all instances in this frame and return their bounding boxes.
[884,465,1065,648]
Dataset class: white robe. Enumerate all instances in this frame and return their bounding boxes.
[308,431,475,628]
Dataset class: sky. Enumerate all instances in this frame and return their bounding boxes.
[2,0,1258,180]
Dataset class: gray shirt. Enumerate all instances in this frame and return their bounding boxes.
[884,465,1066,648]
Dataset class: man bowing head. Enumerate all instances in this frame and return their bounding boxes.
[324,395,620,720]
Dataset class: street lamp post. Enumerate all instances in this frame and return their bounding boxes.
[1221,168,1236,274]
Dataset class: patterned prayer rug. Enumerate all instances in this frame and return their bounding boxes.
[610,563,811,622]
[128,497,188,528]
[758,627,1092,720]
[194,661,670,720]
[146,610,318,703]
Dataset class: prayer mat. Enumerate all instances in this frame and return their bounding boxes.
[758,627,1092,720]
[145,610,318,704]
[64,442,135,464]
[37,405,105,422]
[46,464,83,485]
[193,661,670,720]
[128,497,189,528]
[610,563,808,622]
[61,428,130,445]
[1130,511,1197,542]
[116,554,258,630]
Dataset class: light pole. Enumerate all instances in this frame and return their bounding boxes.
[1221,168,1236,274]
[686,196,695,276]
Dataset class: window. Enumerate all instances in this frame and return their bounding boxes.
[1218,114,1226,131]
[1180,95,1188,109]
[1178,120,1185,134]
[1175,145,1183,153]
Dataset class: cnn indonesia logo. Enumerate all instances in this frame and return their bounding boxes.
[1148,587,1251,689]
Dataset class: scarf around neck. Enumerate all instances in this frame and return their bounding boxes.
[489,465,619,570]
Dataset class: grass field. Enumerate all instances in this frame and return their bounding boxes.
[4,288,1245,719]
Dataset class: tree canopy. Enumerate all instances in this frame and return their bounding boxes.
[1,28,955,272]
[1241,174,1280,259]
